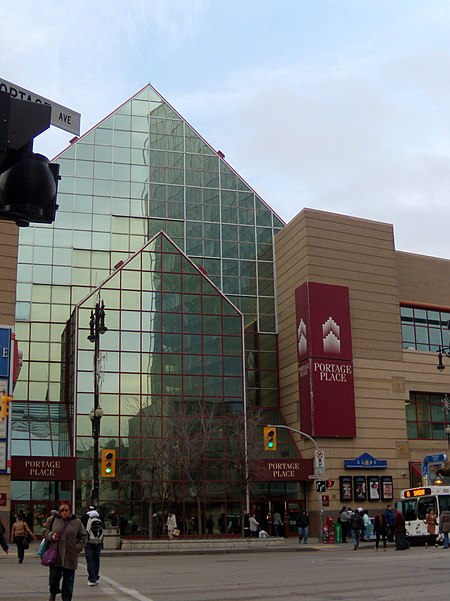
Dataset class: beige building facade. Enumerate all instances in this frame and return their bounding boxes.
[276,208,450,524]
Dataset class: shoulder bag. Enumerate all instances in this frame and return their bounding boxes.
[41,518,69,567]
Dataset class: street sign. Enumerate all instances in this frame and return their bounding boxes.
[0,78,80,136]
[314,448,326,473]
[316,480,326,493]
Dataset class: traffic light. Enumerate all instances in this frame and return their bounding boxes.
[263,426,277,451]
[101,449,116,477]
[0,91,60,227]
[1,392,12,421]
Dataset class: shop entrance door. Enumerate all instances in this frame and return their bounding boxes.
[285,500,306,538]
[11,501,55,533]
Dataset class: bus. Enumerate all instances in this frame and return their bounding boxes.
[398,486,450,542]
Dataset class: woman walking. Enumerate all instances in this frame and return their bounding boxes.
[10,512,35,563]
[41,502,87,601]
[425,507,438,548]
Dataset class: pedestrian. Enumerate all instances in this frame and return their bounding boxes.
[296,510,310,544]
[350,509,364,550]
[166,511,177,540]
[373,510,388,550]
[338,506,351,543]
[108,510,119,528]
[383,504,395,542]
[439,505,450,549]
[41,501,87,601]
[425,507,438,548]
[362,510,372,542]
[10,512,35,563]
[272,511,283,537]
[152,513,162,539]
[392,510,409,550]
[0,516,9,554]
[81,505,104,586]
[249,513,259,537]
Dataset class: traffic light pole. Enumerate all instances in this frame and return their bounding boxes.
[88,300,107,506]
[266,424,325,541]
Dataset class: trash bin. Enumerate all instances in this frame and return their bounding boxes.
[103,527,120,550]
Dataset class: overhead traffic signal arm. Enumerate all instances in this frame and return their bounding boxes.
[263,426,277,451]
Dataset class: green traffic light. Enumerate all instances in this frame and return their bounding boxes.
[105,465,112,473]
[268,440,274,448]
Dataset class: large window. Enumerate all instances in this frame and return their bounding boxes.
[401,306,450,351]
[406,392,450,440]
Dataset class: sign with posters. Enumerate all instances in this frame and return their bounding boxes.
[381,476,393,500]
[339,476,353,502]
[367,476,381,500]
[354,476,367,502]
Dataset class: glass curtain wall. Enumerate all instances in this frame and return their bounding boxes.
[14,84,298,530]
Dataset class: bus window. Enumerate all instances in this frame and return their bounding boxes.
[438,495,450,515]
[417,496,437,520]
[402,500,417,521]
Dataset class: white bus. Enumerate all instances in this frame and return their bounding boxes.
[398,486,450,542]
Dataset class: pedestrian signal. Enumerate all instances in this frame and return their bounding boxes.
[263,426,277,451]
[1,392,12,421]
[101,449,116,477]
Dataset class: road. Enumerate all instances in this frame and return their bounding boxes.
[1,544,449,601]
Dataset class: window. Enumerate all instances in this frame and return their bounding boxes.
[401,305,450,351]
[406,392,450,440]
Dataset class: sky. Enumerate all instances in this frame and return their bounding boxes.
[2,0,450,258]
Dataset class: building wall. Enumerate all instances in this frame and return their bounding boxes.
[0,221,17,530]
[275,208,450,514]
[0,221,18,325]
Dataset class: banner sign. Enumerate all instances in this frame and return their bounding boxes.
[252,458,313,481]
[296,282,356,437]
[11,456,76,481]
[344,452,388,470]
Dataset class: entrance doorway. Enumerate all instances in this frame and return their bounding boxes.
[11,501,56,533]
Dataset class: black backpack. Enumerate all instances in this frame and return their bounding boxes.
[351,513,363,530]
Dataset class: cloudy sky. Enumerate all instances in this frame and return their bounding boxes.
[3,0,450,258]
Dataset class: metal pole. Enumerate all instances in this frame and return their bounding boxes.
[91,304,100,506]
[267,423,324,541]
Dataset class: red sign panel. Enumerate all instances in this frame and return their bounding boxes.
[0,492,6,506]
[253,458,313,481]
[11,456,77,481]
[296,282,356,438]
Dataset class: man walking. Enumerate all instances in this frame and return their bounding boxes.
[81,505,104,586]
[296,510,310,544]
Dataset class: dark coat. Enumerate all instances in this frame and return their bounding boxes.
[439,509,450,533]
[392,511,406,534]
[42,513,87,570]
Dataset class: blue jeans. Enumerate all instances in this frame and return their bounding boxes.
[352,528,361,548]
[298,527,308,543]
[443,532,449,549]
[49,566,75,601]
[85,543,101,582]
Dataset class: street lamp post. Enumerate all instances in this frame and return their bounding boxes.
[88,299,107,506]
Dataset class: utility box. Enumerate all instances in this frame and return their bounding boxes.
[103,527,120,550]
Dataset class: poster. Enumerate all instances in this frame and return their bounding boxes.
[367,476,380,500]
[353,476,366,502]
[339,476,353,502]
[381,476,393,501]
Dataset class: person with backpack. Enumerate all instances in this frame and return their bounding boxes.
[350,509,364,550]
[81,505,104,586]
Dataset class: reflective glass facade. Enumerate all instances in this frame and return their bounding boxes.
[14,85,296,533]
